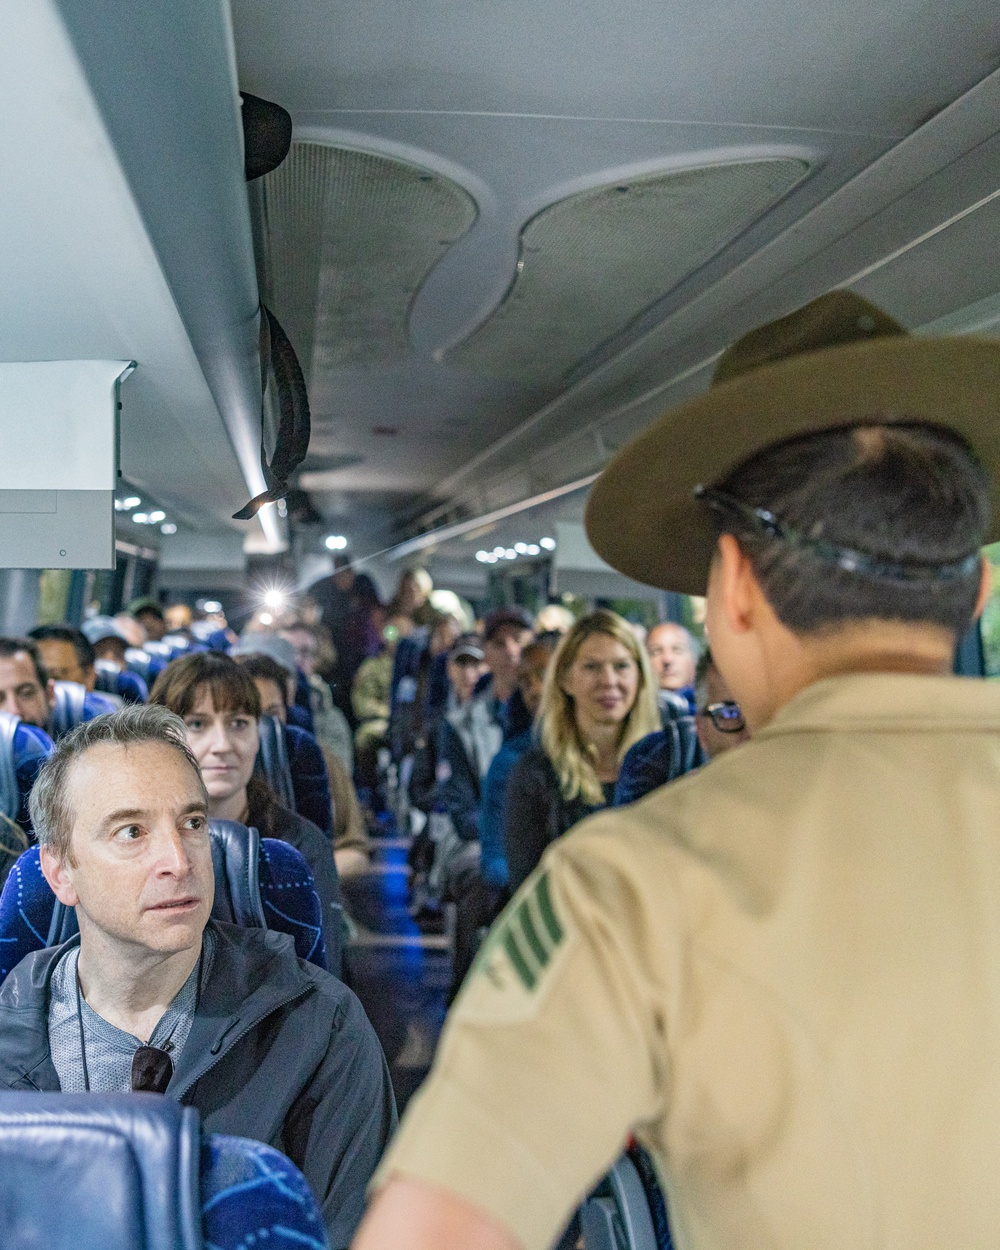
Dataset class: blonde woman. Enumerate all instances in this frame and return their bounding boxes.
[503,609,659,889]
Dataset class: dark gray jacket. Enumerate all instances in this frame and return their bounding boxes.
[0,921,396,1250]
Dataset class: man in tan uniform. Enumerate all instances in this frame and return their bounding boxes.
[352,292,1000,1250]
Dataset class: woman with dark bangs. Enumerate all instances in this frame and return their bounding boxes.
[150,652,343,970]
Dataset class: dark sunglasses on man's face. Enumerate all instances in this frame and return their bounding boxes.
[697,701,746,733]
[131,1044,173,1094]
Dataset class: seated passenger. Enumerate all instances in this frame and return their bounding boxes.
[354,292,1000,1250]
[150,654,343,961]
[693,646,749,758]
[11,631,117,736]
[645,620,699,715]
[128,595,168,642]
[281,621,356,775]
[231,649,334,836]
[479,607,534,718]
[81,616,149,704]
[503,610,659,891]
[236,650,369,877]
[0,704,393,1248]
[352,615,412,800]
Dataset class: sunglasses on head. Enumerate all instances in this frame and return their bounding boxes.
[697,700,746,733]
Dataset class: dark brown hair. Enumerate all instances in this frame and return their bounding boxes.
[711,422,990,635]
[150,652,262,719]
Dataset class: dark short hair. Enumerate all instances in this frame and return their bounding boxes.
[150,652,262,719]
[0,637,47,686]
[482,606,534,643]
[29,703,206,863]
[28,625,95,672]
[233,653,290,706]
[710,422,990,635]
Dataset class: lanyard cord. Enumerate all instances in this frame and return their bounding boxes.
[74,949,204,1093]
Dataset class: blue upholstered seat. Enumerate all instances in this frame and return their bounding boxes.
[0,711,53,836]
[257,716,333,837]
[0,1091,329,1250]
[48,682,118,739]
[94,660,149,704]
[0,821,327,981]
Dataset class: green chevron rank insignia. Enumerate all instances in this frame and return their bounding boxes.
[461,871,568,1022]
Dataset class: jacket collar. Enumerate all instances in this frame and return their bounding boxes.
[758,672,1000,740]
[0,921,314,1096]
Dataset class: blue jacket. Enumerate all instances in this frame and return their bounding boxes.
[478,727,533,887]
[284,724,334,838]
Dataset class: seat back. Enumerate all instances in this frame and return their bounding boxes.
[0,711,21,823]
[0,1091,202,1250]
[94,661,148,705]
[0,822,327,980]
[256,714,296,810]
[580,1154,660,1250]
[0,1092,330,1250]
[48,681,87,739]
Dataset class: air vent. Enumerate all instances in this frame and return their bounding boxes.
[448,158,809,384]
[261,143,477,375]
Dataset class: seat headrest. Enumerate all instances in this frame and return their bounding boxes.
[209,819,266,929]
[0,1091,201,1250]
[256,715,296,810]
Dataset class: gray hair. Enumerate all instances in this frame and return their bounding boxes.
[29,703,207,862]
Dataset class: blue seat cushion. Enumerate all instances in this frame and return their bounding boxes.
[202,1134,329,1250]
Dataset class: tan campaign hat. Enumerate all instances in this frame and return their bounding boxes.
[585,291,1000,594]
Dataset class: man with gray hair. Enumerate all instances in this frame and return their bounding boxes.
[0,704,395,1250]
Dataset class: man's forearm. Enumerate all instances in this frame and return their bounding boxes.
[352,1175,521,1250]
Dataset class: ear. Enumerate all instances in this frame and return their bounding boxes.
[714,534,758,635]
[39,843,79,908]
[973,555,993,621]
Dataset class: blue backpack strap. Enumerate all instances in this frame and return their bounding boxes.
[208,820,266,929]
[0,712,21,823]
[256,715,296,810]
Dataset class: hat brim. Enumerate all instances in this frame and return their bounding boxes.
[585,335,1000,595]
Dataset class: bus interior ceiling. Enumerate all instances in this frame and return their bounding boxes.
[0,2,998,597]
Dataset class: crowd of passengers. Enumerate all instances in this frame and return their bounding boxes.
[0,562,746,1246]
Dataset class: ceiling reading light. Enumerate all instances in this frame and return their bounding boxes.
[160,523,177,535]
[122,496,141,509]
[263,588,287,610]
[514,543,528,554]
[131,513,150,525]
[259,612,273,626]
[475,551,490,562]
[324,534,348,551]
[526,544,541,556]
[492,546,505,556]
[539,537,556,550]
[148,510,166,523]
[200,600,222,614]
[503,549,516,559]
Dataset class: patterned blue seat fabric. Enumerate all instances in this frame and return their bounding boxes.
[0,711,53,834]
[94,660,149,704]
[256,716,334,837]
[48,681,118,740]
[0,1091,329,1250]
[0,822,327,981]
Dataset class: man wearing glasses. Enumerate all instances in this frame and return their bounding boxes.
[0,704,395,1250]
[693,648,748,757]
[353,292,1000,1250]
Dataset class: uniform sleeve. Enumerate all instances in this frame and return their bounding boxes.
[504,754,555,891]
[373,828,672,1250]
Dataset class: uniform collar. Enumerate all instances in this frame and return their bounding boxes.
[757,672,1000,739]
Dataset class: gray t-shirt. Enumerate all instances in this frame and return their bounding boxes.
[48,929,215,1093]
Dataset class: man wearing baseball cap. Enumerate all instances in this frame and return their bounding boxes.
[352,291,1000,1250]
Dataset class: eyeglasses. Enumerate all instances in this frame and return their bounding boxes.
[131,1044,174,1094]
[697,701,746,733]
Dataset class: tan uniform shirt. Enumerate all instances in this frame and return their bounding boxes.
[379,674,1000,1250]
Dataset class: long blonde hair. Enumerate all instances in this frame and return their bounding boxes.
[538,609,659,806]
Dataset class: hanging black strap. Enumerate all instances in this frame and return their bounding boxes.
[233,305,312,521]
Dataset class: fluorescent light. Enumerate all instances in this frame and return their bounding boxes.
[201,600,222,614]
[324,534,347,551]
[539,537,556,550]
